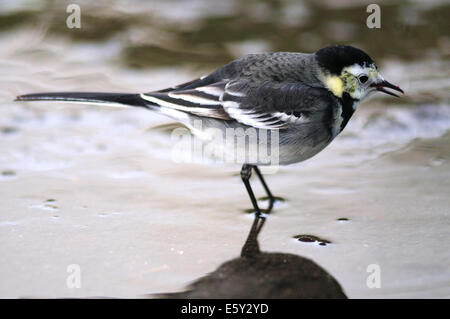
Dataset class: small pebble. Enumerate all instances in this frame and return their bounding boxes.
[293,234,332,246]
[1,170,16,176]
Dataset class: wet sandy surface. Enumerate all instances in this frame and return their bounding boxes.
[1,108,449,298]
[0,0,449,298]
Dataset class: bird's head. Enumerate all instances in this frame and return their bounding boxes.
[315,45,403,101]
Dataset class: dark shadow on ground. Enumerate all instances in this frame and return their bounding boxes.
[155,215,347,299]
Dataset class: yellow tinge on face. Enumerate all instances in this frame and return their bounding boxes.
[323,75,344,98]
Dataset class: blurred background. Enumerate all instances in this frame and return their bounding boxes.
[0,0,449,298]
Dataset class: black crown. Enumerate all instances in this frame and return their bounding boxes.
[315,45,375,75]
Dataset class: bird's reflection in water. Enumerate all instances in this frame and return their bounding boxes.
[158,214,347,299]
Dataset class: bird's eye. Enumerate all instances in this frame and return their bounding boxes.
[358,75,369,84]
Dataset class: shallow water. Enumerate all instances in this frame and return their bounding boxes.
[0,0,449,298]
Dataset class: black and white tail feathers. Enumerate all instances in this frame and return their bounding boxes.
[15,92,149,109]
[14,76,233,123]
[14,88,231,124]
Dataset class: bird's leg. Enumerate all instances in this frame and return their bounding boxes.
[241,213,266,258]
[240,164,262,217]
[252,165,275,213]
[241,164,277,214]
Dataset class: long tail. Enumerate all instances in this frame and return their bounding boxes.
[15,92,150,109]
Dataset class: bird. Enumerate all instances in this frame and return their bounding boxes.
[16,45,404,218]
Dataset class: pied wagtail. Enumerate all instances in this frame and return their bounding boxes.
[16,45,404,217]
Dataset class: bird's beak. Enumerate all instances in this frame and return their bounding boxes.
[371,80,404,98]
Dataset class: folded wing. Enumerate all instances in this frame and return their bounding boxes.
[141,78,335,130]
